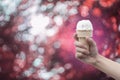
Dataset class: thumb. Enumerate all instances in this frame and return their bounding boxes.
[86,38,96,47]
[73,33,78,41]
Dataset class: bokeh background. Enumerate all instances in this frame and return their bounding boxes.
[0,0,120,80]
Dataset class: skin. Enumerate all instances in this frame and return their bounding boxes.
[74,34,120,80]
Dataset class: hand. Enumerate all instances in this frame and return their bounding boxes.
[74,33,99,65]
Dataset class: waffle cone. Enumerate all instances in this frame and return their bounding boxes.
[77,30,93,50]
[76,30,93,37]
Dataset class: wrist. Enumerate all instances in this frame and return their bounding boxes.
[91,54,102,66]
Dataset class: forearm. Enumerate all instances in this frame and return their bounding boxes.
[92,54,120,80]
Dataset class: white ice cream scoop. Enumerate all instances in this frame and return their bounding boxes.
[76,20,93,30]
[76,20,93,37]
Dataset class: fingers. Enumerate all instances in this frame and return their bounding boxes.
[74,35,98,60]
[74,41,88,50]
[86,38,98,56]
[86,38,96,47]
[76,47,89,55]
[75,40,90,59]
[75,52,86,59]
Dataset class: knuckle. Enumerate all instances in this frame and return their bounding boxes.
[75,53,80,58]
[83,50,89,54]
[76,47,79,50]
[75,53,84,59]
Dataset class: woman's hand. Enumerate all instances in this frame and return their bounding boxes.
[74,34,99,65]
[74,33,120,80]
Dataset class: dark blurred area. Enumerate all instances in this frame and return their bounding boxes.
[0,0,120,80]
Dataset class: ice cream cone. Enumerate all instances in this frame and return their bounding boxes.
[76,20,93,50]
